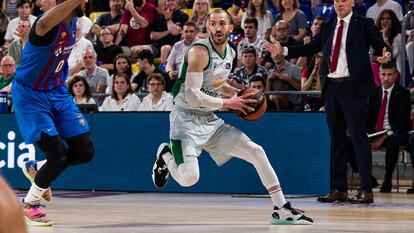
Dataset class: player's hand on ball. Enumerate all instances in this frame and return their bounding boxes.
[223,93,256,115]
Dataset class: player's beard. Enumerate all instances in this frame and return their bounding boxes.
[211,31,228,45]
[75,5,84,17]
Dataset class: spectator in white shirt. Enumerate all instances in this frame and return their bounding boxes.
[138,73,173,111]
[366,0,403,22]
[100,73,141,111]
[68,22,93,76]
[68,75,97,105]
[4,0,36,47]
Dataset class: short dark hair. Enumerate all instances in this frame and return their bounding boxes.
[380,62,396,70]
[207,9,233,25]
[314,16,325,22]
[249,74,265,86]
[242,47,257,57]
[112,73,133,100]
[147,73,165,86]
[17,0,31,8]
[68,75,93,101]
[184,20,197,30]
[136,49,154,65]
[244,17,258,29]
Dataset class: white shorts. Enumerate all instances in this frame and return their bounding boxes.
[169,107,243,166]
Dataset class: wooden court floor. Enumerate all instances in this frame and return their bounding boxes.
[16,190,414,233]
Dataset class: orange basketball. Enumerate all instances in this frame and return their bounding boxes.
[235,87,267,121]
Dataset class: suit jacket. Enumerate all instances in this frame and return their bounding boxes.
[367,83,411,134]
[287,14,388,97]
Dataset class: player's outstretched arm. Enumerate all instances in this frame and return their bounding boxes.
[36,0,85,36]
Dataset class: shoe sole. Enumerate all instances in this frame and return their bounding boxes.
[24,216,53,227]
[151,143,170,189]
[270,217,313,225]
[22,161,52,202]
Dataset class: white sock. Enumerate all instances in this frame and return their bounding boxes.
[269,186,287,209]
[162,151,174,164]
[37,160,47,170]
[24,183,47,204]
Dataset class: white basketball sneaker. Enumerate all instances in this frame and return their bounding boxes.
[270,202,313,225]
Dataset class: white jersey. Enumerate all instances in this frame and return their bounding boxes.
[173,38,233,113]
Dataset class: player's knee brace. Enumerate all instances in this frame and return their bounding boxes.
[36,133,69,168]
[66,133,95,166]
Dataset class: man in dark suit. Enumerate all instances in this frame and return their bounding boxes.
[265,0,391,204]
[367,62,411,193]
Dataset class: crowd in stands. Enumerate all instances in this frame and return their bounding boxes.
[0,0,413,113]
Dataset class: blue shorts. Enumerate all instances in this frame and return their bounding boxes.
[12,80,89,144]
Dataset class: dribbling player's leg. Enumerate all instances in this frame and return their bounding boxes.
[226,133,313,225]
[152,143,200,188]
[0,177,28,233]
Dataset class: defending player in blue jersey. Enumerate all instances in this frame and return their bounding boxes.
[12,0,93,226]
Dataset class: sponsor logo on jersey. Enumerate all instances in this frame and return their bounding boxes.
[200,88,220,97]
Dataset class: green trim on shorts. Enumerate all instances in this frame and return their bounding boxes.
[171,139,184,165]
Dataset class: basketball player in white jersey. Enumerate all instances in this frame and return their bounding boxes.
[152,9,313,225]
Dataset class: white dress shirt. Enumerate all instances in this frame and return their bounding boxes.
[138,91,173,111]
[382,84,394,135]
[99,93,141,111]
[327,13,352,78]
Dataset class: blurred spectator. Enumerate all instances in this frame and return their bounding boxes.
[115,0,157,55]
[366,0,403,22]
[138,73,173,111]
[39,0,56,12]
[0,55,16,93]
[68,75,97,105]
[132,49,171,92]
[266,50,302,110]
[149,0,188,65]
[76,48,109,94]
[106,53,137,94]
[166,21,198,81]
[90,0,123,41]
[7,18,30,66]
[3,0,18,20]
[96,27,123,74]
[241,0,273,40]
[191,0,210,38]
[248,74,278,111]
[68,22,94,77]
[268,20,299,65]
[87,0,110,13]
[375,9,402,73]
[230,47,268,90]
[100,73,141,111]
[301,53,323,111]
[4,0,36,48]
[273,0,307,42]
[407,42,413,78]
[0,9,10,48]
[77,15,93,37]
[237,17,268,67]
[296,16,324,68]
[180,0,194,9]
[31,0,43,16]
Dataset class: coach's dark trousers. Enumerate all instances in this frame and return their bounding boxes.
[324,79,372,192]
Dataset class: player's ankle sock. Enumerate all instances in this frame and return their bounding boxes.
[162,151,174,164]
[269,186,287,209]
[24,183,47,204]
[37,160,47,170]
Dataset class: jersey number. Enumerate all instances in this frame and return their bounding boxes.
[54,60,65,73]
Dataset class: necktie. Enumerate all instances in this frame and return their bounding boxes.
[330,20,344,73]
[376,90,388,132]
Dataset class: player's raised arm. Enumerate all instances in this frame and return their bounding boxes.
[36,0,85,36]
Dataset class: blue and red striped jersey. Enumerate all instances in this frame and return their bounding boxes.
[15,17,77,91]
